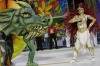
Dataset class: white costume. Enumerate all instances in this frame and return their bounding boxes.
[91,32,98,46]
[65,30,70,47]
[71,14,95,62]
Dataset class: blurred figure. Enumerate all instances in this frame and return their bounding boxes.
[44,33,49,48]
[48,25,58,49]
[0,32,5,66]
[65,30,70,48]
[91,32,98,46]
[3,34,14,66]
[36,36,43,51]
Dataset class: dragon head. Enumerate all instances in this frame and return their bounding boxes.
[0,1,52,39]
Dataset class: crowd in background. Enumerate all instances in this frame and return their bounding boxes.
[23,24,98,51]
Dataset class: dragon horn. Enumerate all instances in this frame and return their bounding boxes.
[16,1,31,8]
[39,10,45,17]
[48,14,53,27]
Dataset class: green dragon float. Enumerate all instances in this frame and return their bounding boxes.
[0,1,52,66]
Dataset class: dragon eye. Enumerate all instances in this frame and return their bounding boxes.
[42,19,47,23]
[21,12,31,18]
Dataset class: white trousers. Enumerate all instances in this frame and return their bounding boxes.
[73,30,94,58]
[65,36,70,47]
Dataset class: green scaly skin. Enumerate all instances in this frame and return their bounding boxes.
[0,1,52,66]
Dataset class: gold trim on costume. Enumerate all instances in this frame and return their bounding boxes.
[88,22,95,29]
[72,57,77,60]
[72,59,77,60]
[78,28,87,33]
[91,55,95,58]
[74,48,78,54]
[0,51,2,66]
[87,47,94,51]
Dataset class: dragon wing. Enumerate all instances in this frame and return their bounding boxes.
[0,0,26,59]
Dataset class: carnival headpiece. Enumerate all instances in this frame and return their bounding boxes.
[77,3,85,11]
[77,7,84,11]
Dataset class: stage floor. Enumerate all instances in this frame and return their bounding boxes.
[12,45,100,66]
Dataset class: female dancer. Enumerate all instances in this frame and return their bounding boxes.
[64,3,100,63]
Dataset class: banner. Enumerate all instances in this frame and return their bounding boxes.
[96,1,100,44]
[96,0,100,12]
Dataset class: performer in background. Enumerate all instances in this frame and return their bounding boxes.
[65,29,70,48]
[90,30,98,47]
[2,34,14,66]
[64,3,100,63]
[44,33,49,48]
[36,36,44,51]
[48,25,58,49]
[0,32,5,66]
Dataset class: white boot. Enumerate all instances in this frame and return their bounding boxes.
[91,56,95,61]
[70,57,77,63]
[92,58,95,61]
